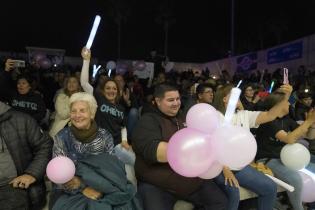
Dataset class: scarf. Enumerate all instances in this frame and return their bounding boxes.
[70,120,98,143]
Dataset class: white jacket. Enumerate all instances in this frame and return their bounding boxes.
[49,93,70,137]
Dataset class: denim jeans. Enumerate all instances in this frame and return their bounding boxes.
[127,108,139,139]
[137,181,227,210]
[266,155,315,210]
[214,165,277,210]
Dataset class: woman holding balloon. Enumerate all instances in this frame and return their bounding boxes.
[256,90,315,210]
[211,83,293,210]
[49,92,141,209]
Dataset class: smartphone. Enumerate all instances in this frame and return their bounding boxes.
[12,60,26,68]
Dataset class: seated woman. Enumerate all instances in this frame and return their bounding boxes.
[50,92,142,210]
[256,90,315,210]
[240,83,260,111]
[49,76,82,137]
[0,60,47,124]
[212,83,293,210]
[80,47,135,166]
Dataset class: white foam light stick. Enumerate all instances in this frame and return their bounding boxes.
[224,82,242,124]
[86,15,101,49]
[269,81,275,93]
[92,64,101,78]
[265,174,295,192]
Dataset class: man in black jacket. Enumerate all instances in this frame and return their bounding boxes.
[132,83,227,210]
[0,101,52,210]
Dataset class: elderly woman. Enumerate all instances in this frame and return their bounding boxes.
[50,92,142,210]
[49,76,82,137]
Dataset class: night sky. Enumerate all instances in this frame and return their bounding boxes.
[2,0,315,62]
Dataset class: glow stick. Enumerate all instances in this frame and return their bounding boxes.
[259,69,265,84]
[283,68,289,84]
[86,15,101,49]
[108,69,112,77]
[265,174,295,192]
[236,80,242,88]
[92,65,101,78]
[224,87,241,124]
[269,81,275,93]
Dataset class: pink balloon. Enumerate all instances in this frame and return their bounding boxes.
[167,128,215,177]
[212,125,257,169]
[186,103,220,134]
[39,58,52,69]
[134,60,146,71]
[46,156,75,184]
[299,171,315,203]
[33,52,46,62]
[199,161,223,179]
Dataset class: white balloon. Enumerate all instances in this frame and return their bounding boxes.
[280,143,310,170]
[106,61,116,70]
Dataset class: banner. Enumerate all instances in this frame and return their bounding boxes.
[267,41,303,64]
[236,52,257,72]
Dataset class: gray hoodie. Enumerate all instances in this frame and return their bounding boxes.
[0,101,17,186]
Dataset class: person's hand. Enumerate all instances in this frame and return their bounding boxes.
[222,167,240,188]
[81,47,91,60]
[255,162,274,176]
[10,174,36,189]
[5,59,15,72]
[237,100,244,110]
[63,176,81,191]
[279,84,293,99]
[82,187,103,200]
[122,88,130,105]
[121,141,131,150]
[253,94,261,103]
[305,108,315,124]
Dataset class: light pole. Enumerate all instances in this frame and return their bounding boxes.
[230,0,235,56]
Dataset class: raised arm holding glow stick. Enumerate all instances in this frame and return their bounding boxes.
[86,15,101,49]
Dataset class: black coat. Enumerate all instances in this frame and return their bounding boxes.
[0,108,52,208]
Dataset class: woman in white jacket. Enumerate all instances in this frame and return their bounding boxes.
[49,76,82,137]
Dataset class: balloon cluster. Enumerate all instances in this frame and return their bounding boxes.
[280,143,315,203]
[167,101,257,179]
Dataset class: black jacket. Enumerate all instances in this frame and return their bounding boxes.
[132,107,203,197]
[0,105,52,208]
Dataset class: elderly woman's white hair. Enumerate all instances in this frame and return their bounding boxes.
[69,92,98,118]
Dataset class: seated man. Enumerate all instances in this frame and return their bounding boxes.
[0,101,53,210]
[132,83,227,210]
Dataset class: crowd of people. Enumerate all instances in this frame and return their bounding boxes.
[0,49,315,210]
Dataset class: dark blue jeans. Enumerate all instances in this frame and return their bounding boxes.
[137,181,227,210]
[0,184,29,210]
[214,165,277,210]
[127,108,139,139]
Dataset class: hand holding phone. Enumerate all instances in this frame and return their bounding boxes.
[11,60,26,68]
